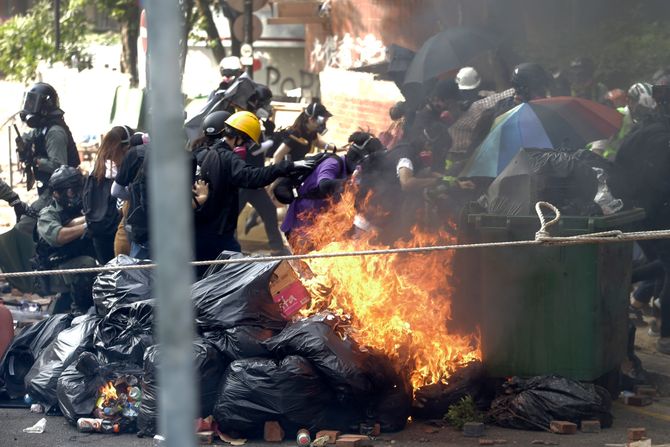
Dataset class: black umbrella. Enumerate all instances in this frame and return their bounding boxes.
[403,27,498,87]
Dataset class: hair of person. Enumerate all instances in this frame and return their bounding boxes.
[189,133,214,151]
[389,101,407,121]
[93,125,134,182]
[289,97,323,136]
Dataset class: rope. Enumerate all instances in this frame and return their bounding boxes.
[3,202,670,279]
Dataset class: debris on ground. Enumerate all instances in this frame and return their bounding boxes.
[22,417,46,433]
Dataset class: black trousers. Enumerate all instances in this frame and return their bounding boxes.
[238,188,284,251]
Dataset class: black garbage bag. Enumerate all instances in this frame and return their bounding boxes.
[412,361,490,419]
[192,251,285,332]
[263,314,375,403]
[137,345,158,438]
[202,325,277,361]
[56,352,143,425]
[92,255,153,316]
[0,314,73,398]
[24,314,100,406]
[213,356,335,438]
[363,353,413,432]
[487,375,613,431]
[479,148,604,216]
[95,299,154,364]
[138,339,226,438]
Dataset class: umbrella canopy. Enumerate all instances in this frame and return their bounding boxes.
[460,97,623,178]
[403,27,498,87]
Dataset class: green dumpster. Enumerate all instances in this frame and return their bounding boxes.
[463,208,645,381]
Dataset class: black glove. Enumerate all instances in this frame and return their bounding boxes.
[263,119,276,136]
[8,196,32,222]
[288,159,317,175]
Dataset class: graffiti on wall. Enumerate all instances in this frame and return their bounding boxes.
[310,33,387,71]
[266,66,320,98]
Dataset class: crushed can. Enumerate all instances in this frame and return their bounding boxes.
[296,429,311,446]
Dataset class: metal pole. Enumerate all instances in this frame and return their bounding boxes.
[145,2,196,447]
[8,125,12,188]
[54,0,61,53]
[244,0,253,78]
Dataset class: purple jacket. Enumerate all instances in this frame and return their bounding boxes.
[280,156,345,233]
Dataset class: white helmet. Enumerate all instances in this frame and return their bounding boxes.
[456,67,481,91]
[219,56,242,73]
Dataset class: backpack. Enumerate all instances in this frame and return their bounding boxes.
[273,151,344,204]
[125,157,149,244]
[82,174,121,237]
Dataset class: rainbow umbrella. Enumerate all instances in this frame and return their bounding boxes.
[461,97,622,178]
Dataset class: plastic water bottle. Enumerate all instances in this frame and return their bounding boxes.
[296,429,311,446]
[23,394,32,405]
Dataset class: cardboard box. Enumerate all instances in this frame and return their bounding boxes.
[270,261,311,318]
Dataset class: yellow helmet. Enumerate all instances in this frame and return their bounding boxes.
[224,111,261,144]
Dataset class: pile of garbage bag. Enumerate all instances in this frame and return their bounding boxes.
[487,375,613,431]
[1,251,621,440]
[0,253,412,438]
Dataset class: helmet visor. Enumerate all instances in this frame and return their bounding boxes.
[22,91,45,114]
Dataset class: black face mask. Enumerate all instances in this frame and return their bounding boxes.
[20,112,44,128]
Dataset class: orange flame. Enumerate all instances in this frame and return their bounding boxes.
[292,184,481,390]
[99,381,118,403]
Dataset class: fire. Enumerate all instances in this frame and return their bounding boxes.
[99,381,118,404]
[293,184,481,390]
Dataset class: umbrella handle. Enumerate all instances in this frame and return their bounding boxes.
[535,201,561,238]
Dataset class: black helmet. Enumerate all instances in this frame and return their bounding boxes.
[202,111,231,137]
[21,82,59,116]
[511,63,549,99]
[20,82,60,128]
[254,84,273,105]
[49,165,82,191]
[49,165,83,210]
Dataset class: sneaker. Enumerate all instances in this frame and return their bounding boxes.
[656,337,670,355]
[648,319,661,337]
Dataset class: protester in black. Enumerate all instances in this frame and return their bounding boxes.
[272,99,334,164]
[610,85,670,354]
[111,133,150,258]
[195,111,313,275]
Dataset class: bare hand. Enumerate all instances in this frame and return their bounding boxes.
[192,179,209,197]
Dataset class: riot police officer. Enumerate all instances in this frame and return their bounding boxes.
[35,166,96,314]
[16,82,80,234]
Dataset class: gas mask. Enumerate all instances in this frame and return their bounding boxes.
[54,187,83,211]
[315,115,328,135]
[19,112,43,128]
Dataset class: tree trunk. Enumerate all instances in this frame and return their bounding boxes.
[196,0,226,62]
[219,0,241,56]
[119,5,140,87]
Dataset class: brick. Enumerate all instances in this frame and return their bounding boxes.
[196,431,213,444]
[316,430,341,444]
[264,421,285,442]
[634,386,658,397]
[580,420,601,433]
[336,435,372,447]
[463,422,485,437]
[624,395,653,406]
[479,440,495,446]
[549,420,577,434]
[628,427,647,442]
